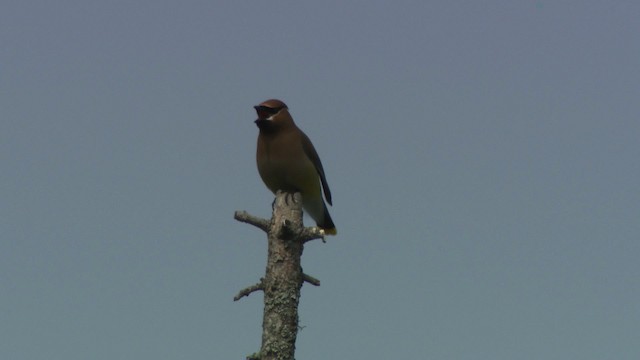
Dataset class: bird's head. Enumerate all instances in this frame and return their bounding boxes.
[254,99,290,130]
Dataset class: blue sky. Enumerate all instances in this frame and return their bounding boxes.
[2,1,639,359]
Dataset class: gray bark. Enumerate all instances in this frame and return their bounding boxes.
[234,191,325,360]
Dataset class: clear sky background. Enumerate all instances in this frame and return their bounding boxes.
[2,1,639,359]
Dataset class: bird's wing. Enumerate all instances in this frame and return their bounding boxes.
[301,133,332,205]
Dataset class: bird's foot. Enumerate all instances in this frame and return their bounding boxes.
[284,192,297,205]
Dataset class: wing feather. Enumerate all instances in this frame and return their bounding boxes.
[301,133,332,205]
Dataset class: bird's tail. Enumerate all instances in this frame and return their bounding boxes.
[319,206,337,235]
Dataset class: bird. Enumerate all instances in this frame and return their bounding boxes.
[254,99,336,235]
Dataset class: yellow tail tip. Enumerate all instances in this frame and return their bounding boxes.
[323,227,337,236]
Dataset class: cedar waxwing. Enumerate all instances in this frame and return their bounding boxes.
[254,99,336,235]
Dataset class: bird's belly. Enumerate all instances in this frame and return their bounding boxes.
[258,158,319,195]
